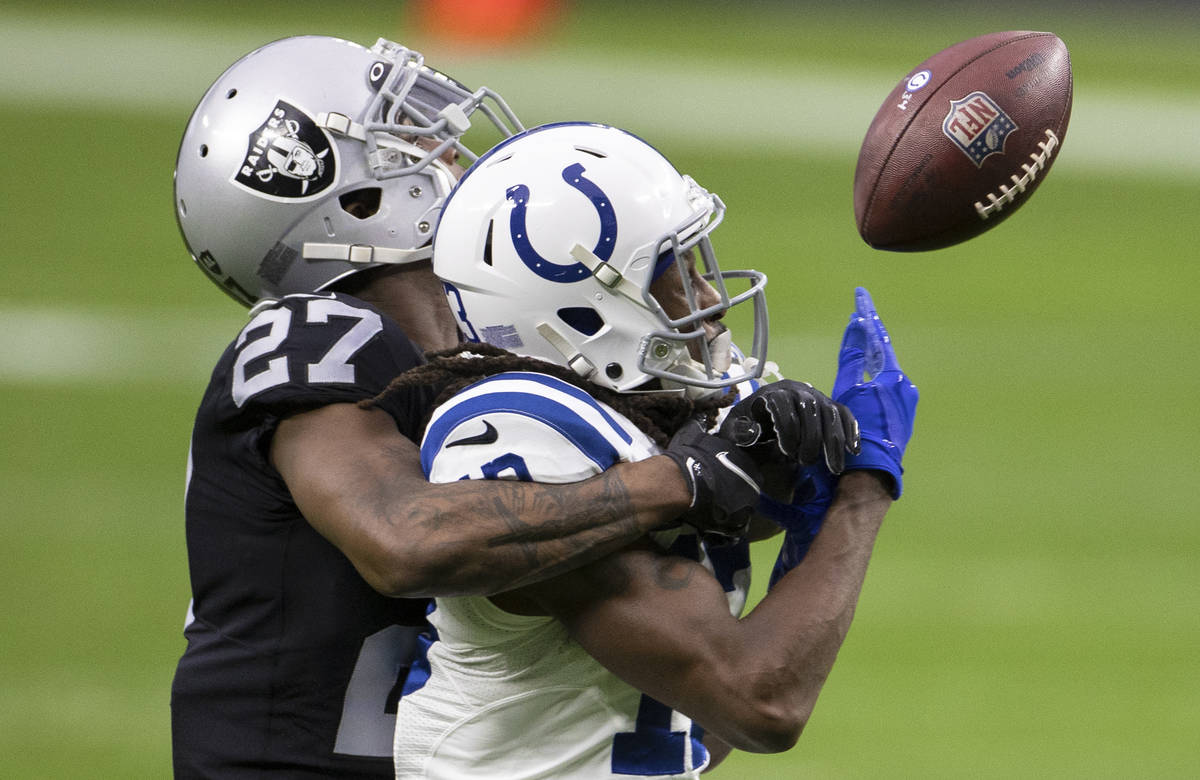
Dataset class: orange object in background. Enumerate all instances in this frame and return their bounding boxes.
[410,0,566,48]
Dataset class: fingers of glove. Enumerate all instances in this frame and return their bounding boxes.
[725,416,762,447]
[854,286,877,320]
[855,286,900,375]
[793,387,824,465]
[819,400,847,474]
[834,319,869,398]
[717,394,760,447]
[761,387,803,460]
[839,401,862,455]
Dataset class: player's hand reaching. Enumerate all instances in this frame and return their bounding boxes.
[832,287,918,498]
[662,420,764,541]
[718,380,860,473]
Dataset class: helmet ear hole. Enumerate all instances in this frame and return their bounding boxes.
[339,188,382,219]
[482,221,494,266]
[557,307,604,336]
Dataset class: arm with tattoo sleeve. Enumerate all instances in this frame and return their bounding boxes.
[515,471,892,753]
[272,402,695,598]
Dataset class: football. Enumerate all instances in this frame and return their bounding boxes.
[853,31,1073,251]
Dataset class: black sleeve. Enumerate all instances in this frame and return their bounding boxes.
[213,292,434,444]
[174,292,436,777]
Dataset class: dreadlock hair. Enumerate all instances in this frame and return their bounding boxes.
[362,342,730,448]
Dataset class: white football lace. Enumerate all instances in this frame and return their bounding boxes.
[974,129,1060,220]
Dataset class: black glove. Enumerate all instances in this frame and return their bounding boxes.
[718,380,860,473]
[661,419,764,541]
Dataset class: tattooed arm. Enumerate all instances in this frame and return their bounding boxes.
[504,471,893,754]
[272,403,691,598]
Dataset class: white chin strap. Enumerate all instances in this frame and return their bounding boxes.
[302,243,432,264]
[657,330,736,400]
[708,328,733,373]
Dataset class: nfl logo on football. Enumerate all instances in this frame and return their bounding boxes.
[941,91,1018,167]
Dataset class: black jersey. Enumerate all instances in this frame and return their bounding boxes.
[172,293,434,778]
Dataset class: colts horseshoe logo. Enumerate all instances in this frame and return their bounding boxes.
[506,163,617,283]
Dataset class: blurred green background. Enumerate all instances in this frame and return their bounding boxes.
[2,0,1197,776]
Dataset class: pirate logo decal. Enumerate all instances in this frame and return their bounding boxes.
[233,100,336,199]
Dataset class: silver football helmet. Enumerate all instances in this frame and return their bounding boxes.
[434,122,769,397]
[174,35,523,306]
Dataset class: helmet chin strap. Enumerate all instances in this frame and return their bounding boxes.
[535,322,597,381]
[569,244,647,305]
[538,317,720,400]
[566,242,738,398]
[707,328,734,373]
[301,242,432,265]
[659,370,727,401]
[658,329,734,400]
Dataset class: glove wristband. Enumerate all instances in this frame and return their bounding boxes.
[843,435,903,499]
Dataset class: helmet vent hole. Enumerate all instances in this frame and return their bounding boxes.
[574,146,607,159]
[199,144,208,158]
[339,188,382,219]
[178,199,187,217]
[482,220,494,266]
[557,307,604,336]
[225,88,238,99]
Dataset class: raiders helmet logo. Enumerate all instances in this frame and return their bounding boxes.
[233,100,336,199]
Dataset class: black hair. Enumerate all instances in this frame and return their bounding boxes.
[363,342,728,447]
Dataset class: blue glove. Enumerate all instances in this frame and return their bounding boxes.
[761,464,836,589]
[832,287,918,498]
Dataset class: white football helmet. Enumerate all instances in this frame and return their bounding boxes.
[174,35,523,306]
[434,122,768,397]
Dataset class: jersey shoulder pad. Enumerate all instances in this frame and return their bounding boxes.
[421,372,653,484]
[216,292,426,421]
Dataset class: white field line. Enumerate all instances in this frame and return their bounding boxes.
[0,305,837,387]
[1,10,1194,385]
[0,306,241,386]
[2,9,1199,180]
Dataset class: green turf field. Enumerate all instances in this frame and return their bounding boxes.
[2,1,1197,776]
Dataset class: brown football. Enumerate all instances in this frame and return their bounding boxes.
[853,31,1073,251]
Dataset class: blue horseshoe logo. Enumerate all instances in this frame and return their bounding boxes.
[506,163,617,283]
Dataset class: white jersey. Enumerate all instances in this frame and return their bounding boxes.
[394,371,751,779]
